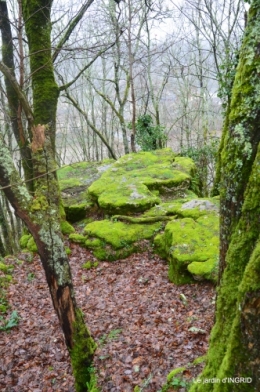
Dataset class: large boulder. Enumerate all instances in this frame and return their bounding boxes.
[87,149,196,214]
[58,160,114,222]
[154,202,219,284]
[70,219,162,261]
[60,149,219,284]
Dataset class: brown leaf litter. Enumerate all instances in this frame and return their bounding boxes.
[0,246,215,391]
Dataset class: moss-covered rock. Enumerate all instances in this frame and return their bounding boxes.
[154,214,219,284]
[19,234,31,249]
[58,161,114,213]
[69,233,87,246]
[60,220,75,235]
[64,203,92,223]
[83,219,161,261]
[144,197,219,221]
[59,150,220,281]
[0,262,10,274]
[88,149,196,214]
[27,237,38,253]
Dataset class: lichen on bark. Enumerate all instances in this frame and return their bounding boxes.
[190,2,260,390]
[219,1,260,277]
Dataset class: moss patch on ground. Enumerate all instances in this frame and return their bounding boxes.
[158,356,207,392]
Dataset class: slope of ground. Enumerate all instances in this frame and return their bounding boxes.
[0,246,215,392]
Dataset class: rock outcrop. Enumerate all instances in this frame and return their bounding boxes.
[20,148,219,284]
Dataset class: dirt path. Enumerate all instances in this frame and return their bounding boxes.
[0,246,215,391]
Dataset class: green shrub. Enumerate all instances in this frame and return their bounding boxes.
[129,114,167,151]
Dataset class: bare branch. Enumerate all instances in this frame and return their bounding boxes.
[52,0,94,63]
[63,90,117,160]
[0,61,34,127]
[58,41,117,91]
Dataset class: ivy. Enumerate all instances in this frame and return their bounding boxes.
[130,114,167,151]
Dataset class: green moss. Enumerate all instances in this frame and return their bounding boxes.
[69,233,87,246]
[19,234,31,249]
[94,244,139,261]
[91,247,107,260]
[61,221,75,235]
[82,261,99,269]
[0,262,9,273]
[85,238,103,249]
[154,215,219,284]
[82,261,92,269]
[84,219,161,249]
[70,309,97,392]
[83,219,160,260]
[88,149,196,214]
[167,367,186,382]
[59,161,114,218]
[65,247,71,255]
[58,161,113,182]
[31,195,48,211]
[59,178,81,191]
[162,356,207,392]
[4,275,12,283]
[192,355,207,365]
[144,197,219,221]
[0,304,7,313]
[173,156,197,175]
[144,197,197,218]
[89,178,160,214]
[59,202,66,220]
[188,258,218,282]
[27,237,38,253]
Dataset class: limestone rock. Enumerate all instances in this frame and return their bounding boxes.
[88,149,196,214]
[154,213,219,284]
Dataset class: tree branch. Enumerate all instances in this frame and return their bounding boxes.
[0,61,34,127]
[52,0,95,63]
[63,91,117,160]
[58,41,117,92]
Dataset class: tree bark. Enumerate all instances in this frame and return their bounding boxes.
[0,1,97,389]
[0,130,96,391]
[0,1,33,191]
[190,2,260,390]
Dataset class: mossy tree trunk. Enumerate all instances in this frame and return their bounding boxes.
[21,0,59,150]
[0,1,34,192]
[0,1,96,390]
[190,2,260,391]
[0,132,96,390]
[0,196,14,254]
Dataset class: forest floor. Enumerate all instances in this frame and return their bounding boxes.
[0,243,215,392]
